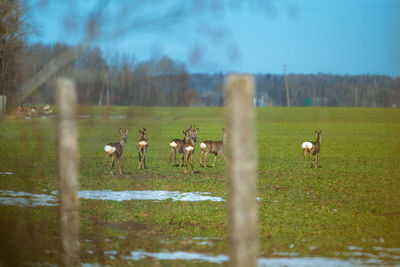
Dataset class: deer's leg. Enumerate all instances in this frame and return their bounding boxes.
[302,150,307,168]
[213,154,217,167]
[219,152,228,165]
[190,152,194,172]
[180,153,184,167]
[104,154,109,174]
[140,151,145,169]
[184,153,188,174]
[143,150,147,169]
[199,151,203,166]
[308,153,313,168]
[138,151,144,169]
[169,148,172,166]
[315,154,319,169]
[118,157,122,176]
[110,155,115,175]
[203,151,209,168]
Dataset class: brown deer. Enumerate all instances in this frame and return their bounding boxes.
[302,130,322,168]
[183,125,199,174]
[104,128,129,175]
[199,128,228,168]
[136,127,148,169]
[169,127,190,167]
[169,125,198,166]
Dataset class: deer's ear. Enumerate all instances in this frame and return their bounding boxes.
[183,130,186,134]
[125,128,129,134]
[196,128,199,133]
[119,128,123,134]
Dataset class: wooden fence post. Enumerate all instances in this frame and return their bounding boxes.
[0,95,6,114]
[224,75,258,267]
[57,78,80,267]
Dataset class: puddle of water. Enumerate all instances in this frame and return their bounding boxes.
[21,115,127,120]
[121,250,229,263]
[373,246,400,253]
[0,190,58,207]
[78,115,128,119]
[102,250,372,266]
[77,190,224,202]
[78,115,91,119]
[108,115,127,119]
[0,172,13,175]
[96,242,400,266]
[0,190,224,207]
[258,257,365,267]
[272,251,299,257]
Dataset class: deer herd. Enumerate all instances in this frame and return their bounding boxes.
[104,125,322,176]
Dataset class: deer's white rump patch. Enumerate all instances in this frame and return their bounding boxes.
[105,145,116,153]
[170,141,177,147]
[200,142,207,149]
[138,141,147,146]
[185,146,194,151]
[302,142,313,149]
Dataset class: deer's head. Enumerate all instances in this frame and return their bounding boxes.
[189,124,199,142]
[139,127,147,140]
[315,130,322,143]
[183,128,192,143]
[222,128,227,141]
[119,128,129,143]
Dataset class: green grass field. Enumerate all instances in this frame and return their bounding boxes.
[0,106,399,266]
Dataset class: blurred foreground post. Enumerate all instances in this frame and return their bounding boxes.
[57,78,80,266]
[224,75,258,267]
[0,95,6,114]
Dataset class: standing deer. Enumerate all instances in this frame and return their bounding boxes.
[169,125,198,167]
[302,130,322,168]
[136,127,148,169]
[104,128,129,176]
[169,127,190,167]
[183,125,199,174]
[199,128,228,168]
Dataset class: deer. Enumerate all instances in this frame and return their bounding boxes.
[169,127,190,167]
[136,127,148,169]
[169,125,198,167]
[104,128,129,176]
[183,125,199,174]
[199,128,228,168]
[302,130,322,169]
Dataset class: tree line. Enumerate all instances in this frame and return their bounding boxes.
[1,1,399,109]
[190,73,400,108]
[16,43,197,107]
[2,41,399,108]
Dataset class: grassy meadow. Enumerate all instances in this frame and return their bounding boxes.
[0,106,399,266]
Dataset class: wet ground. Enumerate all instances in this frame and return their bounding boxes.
[0,189,224,207]
[1,189,399,266]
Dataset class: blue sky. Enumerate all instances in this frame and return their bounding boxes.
[29,0,400,76]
